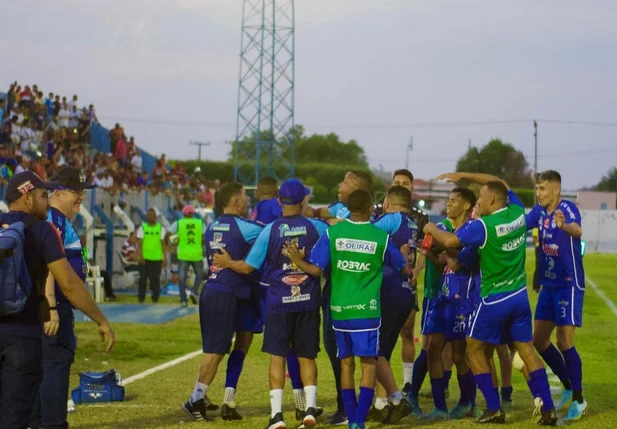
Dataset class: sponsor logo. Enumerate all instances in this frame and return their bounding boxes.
[542,243,559,257]
[331,305,342,312]
[343,304,366,311]
[495,215,525,237]
[279,224,307,238]
[370,299,378,311]
[282,285,311,303]
[89,392,103,399]
[282,274,308,286]
[336,260,371,272]
[501,235,526,251]
[212,223,230,232]
[559,300,569,307]
[564,204,577,220]
[335,238,377,254]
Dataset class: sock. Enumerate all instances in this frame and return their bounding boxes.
[403,362,414,385]
[374,397,388,410]
[457,370,474,405]
[341,389,357,425]
[191,381,208,403]
[430,378,447,412]
[562,347,584,403]
[529,369,555,411]
[474,373,500,412]
[225,350,246,390]
[288,350,304,390]
[527,379,540,399]
[409,350,428,397]
[223,387,236,407]
[443,370,453,391]
[389,391,404,406]
[540,344,572,390]
[293,389,306,411]
[500,386,513,402]
[270,389,284,418]
[468,372,477,408]
[304,385,317,410]
[356,387,375,428]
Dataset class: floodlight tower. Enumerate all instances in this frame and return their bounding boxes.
[233,0,296,185]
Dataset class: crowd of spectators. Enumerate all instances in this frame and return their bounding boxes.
[1,81,219,209]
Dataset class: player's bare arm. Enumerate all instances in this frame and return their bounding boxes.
[554,209,583,238]
[436,172,510,189]
[423,222,461,248]
[212,248,255,275]
[282,241,323,278]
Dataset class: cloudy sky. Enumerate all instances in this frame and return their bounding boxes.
[2,0,616,190]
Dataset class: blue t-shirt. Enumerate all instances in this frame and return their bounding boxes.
[0,212,66,339]
[245,215,328,313]
[373,211,419,298]
[47,207,87,304]
[328,201,350,219]
[526,200,585,290]
[204,215,263,299]
[249,198,282,225]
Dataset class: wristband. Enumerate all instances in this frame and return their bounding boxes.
[49,306,57,310]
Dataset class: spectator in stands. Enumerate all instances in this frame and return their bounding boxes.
[136,208,167,304]
[57,103,69,129]
[15,156,29,174]
[114,136,127,167]
[121,231,140,271]
[131,149,142,172]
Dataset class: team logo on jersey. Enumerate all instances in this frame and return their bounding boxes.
[335,239,377,254]
[495,215,525,237]
[279,224,307,238]
[336,260,371,272]
[559,300,569,307]
[543,217,550,229]
[209,232,225,250]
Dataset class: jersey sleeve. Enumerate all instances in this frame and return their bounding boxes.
[507,189,525,209]
[308,218,329,237]
[39,222,66,265]
[560,200,581,226]
[456,219,486,248]
[457,245,478,268]
[237,219,264,244]
[136,226,144,239]
[526,204,542,231]
[328,202,341,218]
[308,231,331,270]
[245,223,273,269]
[373,212,402,235]
[384,238,406,272]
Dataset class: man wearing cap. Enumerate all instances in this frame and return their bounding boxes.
[0,171,115,429]
[214,178,327,429]
[136,208,167,304]
[29,167,95,429]
[167,205,204,307]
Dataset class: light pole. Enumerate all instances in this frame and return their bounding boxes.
[189,141,211,161]
[533,120,538,204]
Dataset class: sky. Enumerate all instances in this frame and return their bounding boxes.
[2,0,617,190]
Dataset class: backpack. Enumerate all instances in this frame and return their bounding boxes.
[71,369,125,404]
[0,221,33,315]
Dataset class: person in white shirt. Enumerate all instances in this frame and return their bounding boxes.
[58,104,70,128]
[131,150,143,172]
[14,156,30,174]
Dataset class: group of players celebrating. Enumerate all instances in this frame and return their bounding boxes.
[180,166,587,429]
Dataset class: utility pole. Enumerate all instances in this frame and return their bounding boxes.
[406,136,414,170]
[533,120,538,204]
[189,141,211,161]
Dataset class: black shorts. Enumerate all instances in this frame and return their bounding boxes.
[262,309,321,359]
[200,288,237,354]
[379,294,414,360]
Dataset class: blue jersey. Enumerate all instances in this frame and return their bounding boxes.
[246,215,328,313]
[205,215,263,299]
[249,198,282,225]
[373,211,419,298]
[526,200,585,290]
[328,201,350,219]
[47,207,87,304]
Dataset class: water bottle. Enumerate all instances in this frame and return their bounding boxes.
[422,234,434,251]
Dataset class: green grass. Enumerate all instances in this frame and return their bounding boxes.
[67,252,617,428]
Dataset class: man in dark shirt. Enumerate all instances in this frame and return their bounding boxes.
[0,171,115,429]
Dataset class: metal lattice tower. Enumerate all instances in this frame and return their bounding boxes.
[234,0,295,186]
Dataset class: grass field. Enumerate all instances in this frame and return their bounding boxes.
[67,252,617,429]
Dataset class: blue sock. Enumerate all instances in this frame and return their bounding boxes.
[443,370,452,391]
[457,373,468,405]
[474,373,500,412]
[287,350,304,390]
[430,378,447,412]
[527,379,540,399]
[530,369,555,411]
[225,350,245,389]
[468,372,477,408]
[540,344,572,390]
[562,347,584,402]
[341,389,357,425]
[356,387,375,427]
[500,386,513,402]
[457,370,474,406]
[409,349,428,397]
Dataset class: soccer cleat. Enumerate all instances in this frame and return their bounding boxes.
[266,412,286,429]
[555,389,573,411]
[302,407,317,427]
[532,397,543,417]
[406,394,423,417]
[538,408,559,426]
[565,400,588,421]
[189,293,198,305]
[221,403,243,420]
[204,394,219,410]
[296,406,324,421]
[449,403,472,420]
[501,399,513,412]
[476,408,506,424]
[382,399,412,424]
[181,398,213,421]
[326,410,348,426]
[366,405,390,422]
[419,408,449,421]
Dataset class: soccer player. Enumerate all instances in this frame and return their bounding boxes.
[181,183,263,421]
[248,176,282,223]
[529,170,587,420]
[311,170,373,221]
[286,189,406,429]
[213,178,327,429]
[424,180,558,425]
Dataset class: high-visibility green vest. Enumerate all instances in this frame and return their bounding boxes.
[142,222,163,261]
[177,217,203,261]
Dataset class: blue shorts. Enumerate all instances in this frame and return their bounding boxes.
[535,286,584,327]
[236,293,264,334]
[468,287,532,345]
[445,299,474,342]
[379,294,414,359]
[262,310,321,358]
[421,298,445,336]
[335,329,380,359]
[200,288,237,354]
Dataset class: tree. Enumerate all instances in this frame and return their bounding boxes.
[595,167,617,191]
[456,138,534,187]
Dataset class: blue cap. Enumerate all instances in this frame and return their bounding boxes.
[278,178,310,205]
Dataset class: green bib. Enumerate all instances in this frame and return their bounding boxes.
[478,205,527,297]
[423,218,453,299]
[328,220,389,321]
[142,223,163,261]
[177,218,203,261]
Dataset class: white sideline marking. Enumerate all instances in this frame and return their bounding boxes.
[121,349,202,386]
[586,276,617,318]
